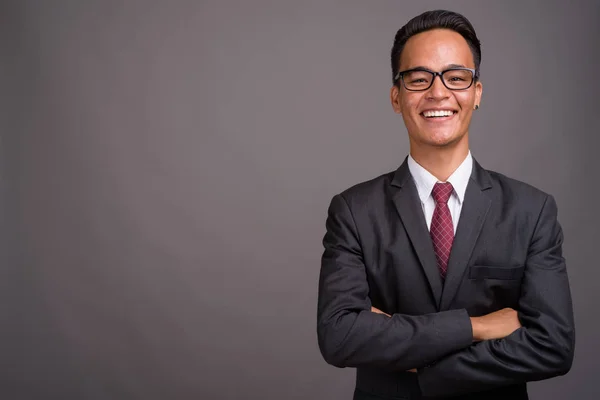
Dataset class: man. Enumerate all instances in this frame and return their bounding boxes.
[316,9,575,400]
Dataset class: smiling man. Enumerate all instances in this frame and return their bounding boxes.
[317,10,575,400]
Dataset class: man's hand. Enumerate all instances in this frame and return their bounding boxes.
[371,306,390,317]
[371,306,520,372]
[470,307,522,341]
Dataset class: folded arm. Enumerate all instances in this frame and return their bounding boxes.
[317,194,473,371]
[417,195,575,397]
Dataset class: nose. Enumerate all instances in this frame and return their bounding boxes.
[427,74,450,100]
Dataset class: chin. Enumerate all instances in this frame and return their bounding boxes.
[427,140,456,148]
[407,123,468,149]
[424,132,460,147]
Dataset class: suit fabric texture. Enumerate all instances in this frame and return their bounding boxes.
[317,157,575,399]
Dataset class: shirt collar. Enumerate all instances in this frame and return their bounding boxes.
[407,151,473,205]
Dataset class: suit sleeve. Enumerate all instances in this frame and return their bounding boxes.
[317,194,474,371]
[417,194,575,397]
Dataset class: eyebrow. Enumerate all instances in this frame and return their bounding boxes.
[406,63,469,70]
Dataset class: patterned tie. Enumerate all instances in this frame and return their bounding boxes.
[430,182,454,280]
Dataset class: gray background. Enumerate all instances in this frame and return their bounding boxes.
[0,0,598,399]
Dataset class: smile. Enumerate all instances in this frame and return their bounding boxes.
[421,109,458,118]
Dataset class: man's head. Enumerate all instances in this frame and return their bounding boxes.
[389,10,483,151]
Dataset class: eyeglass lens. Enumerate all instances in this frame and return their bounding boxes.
[403,69,473,90]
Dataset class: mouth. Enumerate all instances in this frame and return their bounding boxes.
[420,109,458,122]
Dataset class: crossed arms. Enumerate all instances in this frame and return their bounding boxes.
[316,194,575,397]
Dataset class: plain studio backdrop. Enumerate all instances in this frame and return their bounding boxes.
[0,1,598,399]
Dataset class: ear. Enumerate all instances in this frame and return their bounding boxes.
[390,85,402,114]
[474,80,483,108]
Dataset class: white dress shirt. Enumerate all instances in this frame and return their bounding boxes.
[407,152,473,233]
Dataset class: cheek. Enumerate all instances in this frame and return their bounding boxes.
[400,97,421,116]
[455,93,476,109]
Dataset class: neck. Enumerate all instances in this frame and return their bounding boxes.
[409,140,469,182]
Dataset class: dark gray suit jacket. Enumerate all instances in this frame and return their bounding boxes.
[317,158,575,399]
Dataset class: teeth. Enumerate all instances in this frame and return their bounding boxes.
[423,110,454,118]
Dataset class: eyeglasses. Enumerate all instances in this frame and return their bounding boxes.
[394,67,478,91]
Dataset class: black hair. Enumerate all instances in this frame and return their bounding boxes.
[390,10,481,85]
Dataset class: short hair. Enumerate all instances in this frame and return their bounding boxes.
[390,10,481,85]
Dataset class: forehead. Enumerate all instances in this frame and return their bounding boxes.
[399,29,475,70]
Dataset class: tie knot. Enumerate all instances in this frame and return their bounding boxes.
[432,182,453,204]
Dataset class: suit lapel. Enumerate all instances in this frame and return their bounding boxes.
[390,159,443,307]
[439,159,492,310]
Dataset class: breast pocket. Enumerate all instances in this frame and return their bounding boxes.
[468,265,524,280]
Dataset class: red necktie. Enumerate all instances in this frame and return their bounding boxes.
[430,182,454,280]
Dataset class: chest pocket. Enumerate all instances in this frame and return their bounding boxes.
[469,265,524,280]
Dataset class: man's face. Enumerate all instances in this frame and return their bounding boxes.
[390,29,482,149]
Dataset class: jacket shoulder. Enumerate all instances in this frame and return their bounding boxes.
[485,168,553,206]
[335,170,396,203]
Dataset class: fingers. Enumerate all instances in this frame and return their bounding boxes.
[371,306,391,317]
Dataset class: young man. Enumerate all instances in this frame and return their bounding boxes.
[317,10,575,400]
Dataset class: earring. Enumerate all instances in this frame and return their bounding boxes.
[474,105,479,110]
